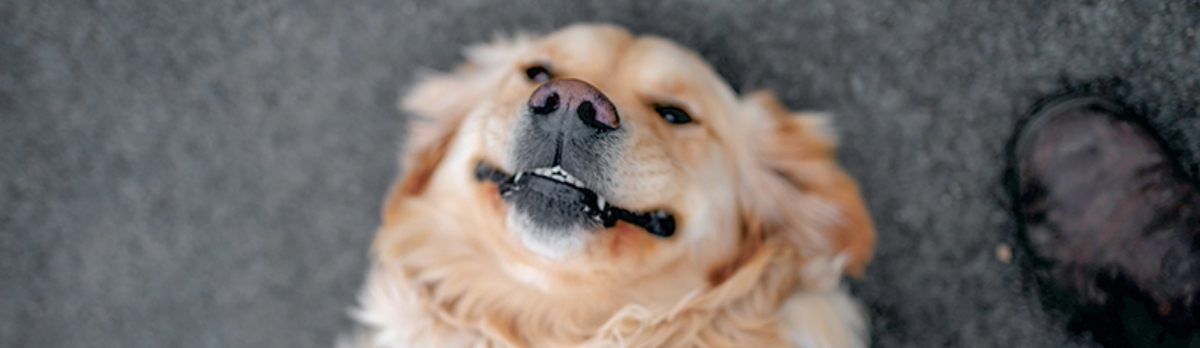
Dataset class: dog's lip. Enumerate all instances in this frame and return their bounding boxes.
[523,166,592,195]
[473,161,675,238]
[516,165,609,211]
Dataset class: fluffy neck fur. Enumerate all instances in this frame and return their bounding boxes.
[352,192,811,348]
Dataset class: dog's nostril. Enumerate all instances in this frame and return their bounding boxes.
[576,99,618,130]
[531,92,559,115]
[576,101,616,130]
[577,101,595,122]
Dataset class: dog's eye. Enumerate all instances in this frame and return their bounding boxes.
[654,105,693,124]
[524,65,552,83]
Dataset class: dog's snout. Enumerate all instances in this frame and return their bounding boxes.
[528,79,619,130]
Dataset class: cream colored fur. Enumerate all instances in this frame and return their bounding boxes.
[344,24,875,348]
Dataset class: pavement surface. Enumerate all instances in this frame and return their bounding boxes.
[4,1,1199,347]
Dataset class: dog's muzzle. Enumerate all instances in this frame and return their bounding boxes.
[475,161,675,238]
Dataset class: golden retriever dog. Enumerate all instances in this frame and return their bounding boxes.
[346,24,875,348]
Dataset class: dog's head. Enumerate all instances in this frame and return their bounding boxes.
[384,24,873,293]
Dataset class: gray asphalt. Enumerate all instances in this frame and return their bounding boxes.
[4,1,1199,347]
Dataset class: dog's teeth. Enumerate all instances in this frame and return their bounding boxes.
[526,165,589,189]
[597,197,606,210]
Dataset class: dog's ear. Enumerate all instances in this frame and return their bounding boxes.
[400,34,533,158]
[737,91,875,276]
[381,115,461,226]
[382,35,532,225]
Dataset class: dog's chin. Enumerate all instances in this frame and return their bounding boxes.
[505,209,593,260]
[502,174,604,259]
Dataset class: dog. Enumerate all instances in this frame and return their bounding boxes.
[346,24,876,348]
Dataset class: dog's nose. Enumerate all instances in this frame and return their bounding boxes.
[528,79,619,130]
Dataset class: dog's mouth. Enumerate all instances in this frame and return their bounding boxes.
[474,161,675,238]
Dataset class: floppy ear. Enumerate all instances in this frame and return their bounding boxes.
[738,91,875,276]
[380,115,463,226]
[381,34,532,225]
[399,33,533,159]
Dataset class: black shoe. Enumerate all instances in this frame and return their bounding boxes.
[1011,96,1200,347]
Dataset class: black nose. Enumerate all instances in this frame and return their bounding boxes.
[528,79,619,130]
